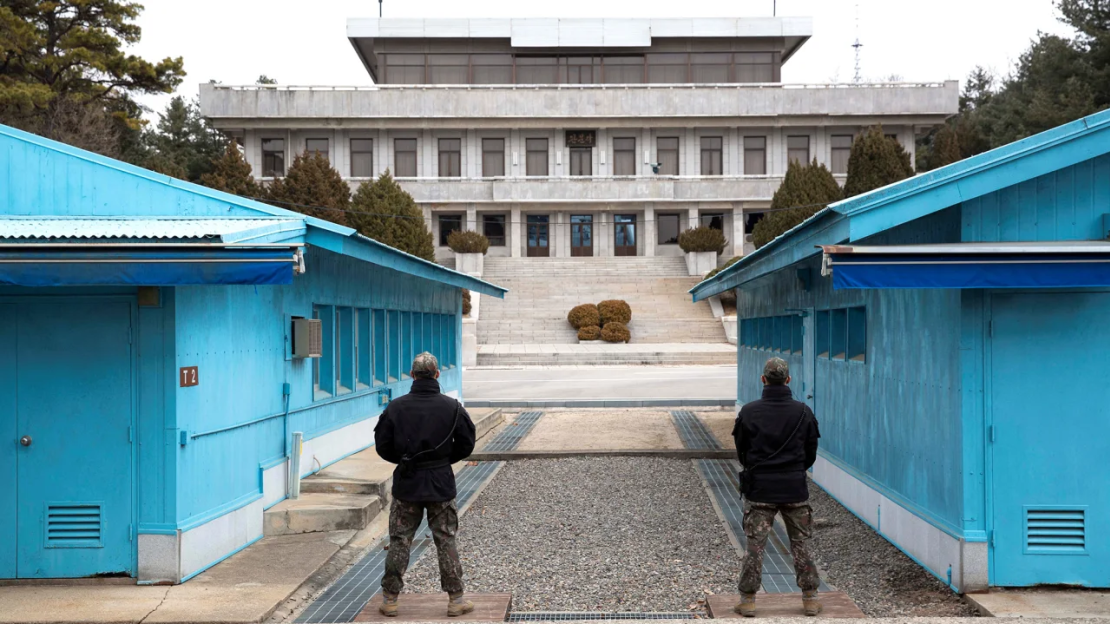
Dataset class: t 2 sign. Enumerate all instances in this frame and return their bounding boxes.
[180,366,199,388]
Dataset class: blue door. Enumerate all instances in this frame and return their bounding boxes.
[990,292,1110,587]
[3,300,135,579]
[0,305,16,578]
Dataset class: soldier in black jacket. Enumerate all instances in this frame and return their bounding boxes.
[374,352,477,617]
[732,357,822,617]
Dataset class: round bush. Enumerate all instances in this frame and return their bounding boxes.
[703,256,742,281]
[598,299,632,325]
[601,322,631,344]
[462,289,472,316]
[567,303,600,329]
[447,230,490,254]
[578,325,602,341]
[678,225,727,254]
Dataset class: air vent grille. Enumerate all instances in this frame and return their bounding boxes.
[1026,507,1085,553]
[46,504,102,548]
[292,317,323,358]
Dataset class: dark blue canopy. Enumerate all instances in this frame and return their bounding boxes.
[0,248,296,286]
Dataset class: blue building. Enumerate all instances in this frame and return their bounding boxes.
[692,110,1110,591]
[0,124,505,583]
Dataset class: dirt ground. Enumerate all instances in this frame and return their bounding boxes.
[697,412,738,449]
[515,409,685,451]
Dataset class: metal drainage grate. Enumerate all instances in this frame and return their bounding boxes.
[482,410,545,452]
[671,410,722,450]
[508,613,700,621]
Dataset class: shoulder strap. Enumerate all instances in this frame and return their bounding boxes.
[744,405,807,473]
[402,400,462,462]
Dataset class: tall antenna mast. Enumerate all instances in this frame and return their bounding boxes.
[852,2,863,83]
[379,0,383,17]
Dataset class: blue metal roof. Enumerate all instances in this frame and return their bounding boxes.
[0,123,506,298]
[691,107,1110,301]
[0,217,304,243]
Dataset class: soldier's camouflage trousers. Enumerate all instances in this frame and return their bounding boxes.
[382,498,464,595]
[738,501,820,594]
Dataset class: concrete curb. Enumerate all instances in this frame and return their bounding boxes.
[465,399,736,408]
[468,449,735,461]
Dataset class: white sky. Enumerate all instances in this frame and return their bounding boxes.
[131,0,1076,117]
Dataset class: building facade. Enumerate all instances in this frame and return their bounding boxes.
[0,123,504,583]
[199,17,958,263]
[692,109,1110,590]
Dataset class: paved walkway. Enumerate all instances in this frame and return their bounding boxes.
[478,343,736,355]
[463,365,737,402]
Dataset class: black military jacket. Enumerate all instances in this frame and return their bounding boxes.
[732,384,821,504]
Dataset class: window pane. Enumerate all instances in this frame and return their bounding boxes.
[647,53,688,83]
[657,137,679,175]
[316,305,335,397]
[262,138,285,177]
[438,138,461,177]
[439,215,462,246]
[357,308,371,388]
[700,136,723,175]
[700,213,724,230]
[526,138,548,176]
[831,134,853,175]
[387,311,400,381]
[394,138,417,177]
[691,53,731,83]
[603,56,644,83]
[570,148,591,176]
[428,54,468,84]
[306,138,329,161]
[472,54,512,84]
[792,315,803,355]
[385,54,425,84]
[482,138,505,177]
[373,309,386,386]
[848,307,867,361]
[483,215,506,246]
[787,135,810,165]
[831,308,847,360]
[517,57,558,83]
[401,312,413,379]
[744,136,766,175]
[337,307,353,394]
[613,137,635,175]
[736,52,775,83]
[658,213,680,245]
[351,138,373,177]
[816,310,830,358]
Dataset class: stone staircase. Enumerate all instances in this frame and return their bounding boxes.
[475,256,734,366]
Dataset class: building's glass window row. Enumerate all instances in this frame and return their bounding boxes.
[379,52,777,85]
[740,315,803,355]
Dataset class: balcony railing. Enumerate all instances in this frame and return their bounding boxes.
[336,175,799,203]
[201,81,958,123]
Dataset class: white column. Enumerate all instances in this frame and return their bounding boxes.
[466,206,477,232]
[732,204,746,257]
[510,206,522,258]
[644,203,656,257]
[688,207,699,229]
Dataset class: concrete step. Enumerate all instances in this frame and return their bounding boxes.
[263,493,382,536]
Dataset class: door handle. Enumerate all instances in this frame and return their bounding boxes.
[807,395,813,399]
[19,435,31,447]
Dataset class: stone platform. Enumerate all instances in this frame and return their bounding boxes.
[706,592,865,618]
[353,593,512,622]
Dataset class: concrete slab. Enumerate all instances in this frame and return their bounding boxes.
[966,589,1110,618]
[515,409,684,451]
[353,593,511,622]
[263,493,381,536]
[706,592,865,618]
[699,412,738,449]
[0,585,168,624]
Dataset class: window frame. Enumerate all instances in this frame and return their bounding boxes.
[387,310,401,382]
[816,310,830,359]
[657,213,681,245]
[438,138,462,177]
[612,137,636,176]
[525,138,549,176]
[569,147,592,177]
[482,138,506,177]
[830,308,848,361]
[356,308,371,390]
[313,305,335,400]
[351,138,374,178]
[700,136,724,176]
[305,138,329,161]
[847,306,867,362]
[656,137,679,175]
[262,138,285,177]
[373,309,387,386]
[336,307,353,395]
[831,134,853,175]
[394,138,418,177]
[743,136,767,175]
[787,135,811,166]
[483,214,506,247]
[438,214,463,247]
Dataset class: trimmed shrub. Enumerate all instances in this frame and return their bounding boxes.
[447,230,491,255]
[677,225,727,254]
[462,289,472,316]
[703,256,742,281]
[578,325,602,341]
[567,303,601,329]
[601,322,631,343]
[598,299,632,325]
[844,126,914,199]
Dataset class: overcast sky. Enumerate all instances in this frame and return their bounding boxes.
[131,0,1076,118]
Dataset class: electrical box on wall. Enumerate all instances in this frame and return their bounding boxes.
[291,317,322,358]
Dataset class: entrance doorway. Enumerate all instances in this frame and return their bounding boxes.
[571,215,594,257]
[527,215,550,257]
[0,299,135,579]
[614,214,637,256]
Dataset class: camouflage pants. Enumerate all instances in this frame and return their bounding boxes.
[738,501,820,594]
[382,498,464,595]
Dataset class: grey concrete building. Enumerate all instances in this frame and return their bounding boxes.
[199,17,958,262]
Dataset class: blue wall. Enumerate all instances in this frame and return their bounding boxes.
[736,208,966,534]
[171,245,461,528]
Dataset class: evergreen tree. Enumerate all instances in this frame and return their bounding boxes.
[140,97,225,181]
[928,124,963,170]
[348,171,435,262]
[752,158,841,249]
[0,0,185,155]
[266,151,351,226]
[843,126,914,198]
[200,141,263,198]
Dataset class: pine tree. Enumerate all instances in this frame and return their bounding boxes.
[843,126,915,198]
[928,124,963,170]
[348,171,436,262]
[200,141,263,198]
[140,97,225,181]
[752,158,842,249]
[266,152,351,226]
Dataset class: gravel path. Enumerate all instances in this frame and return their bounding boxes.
[404,457,739,612]
[806,480,979,617]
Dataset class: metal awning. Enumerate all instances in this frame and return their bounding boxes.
[820,241,1110,289]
